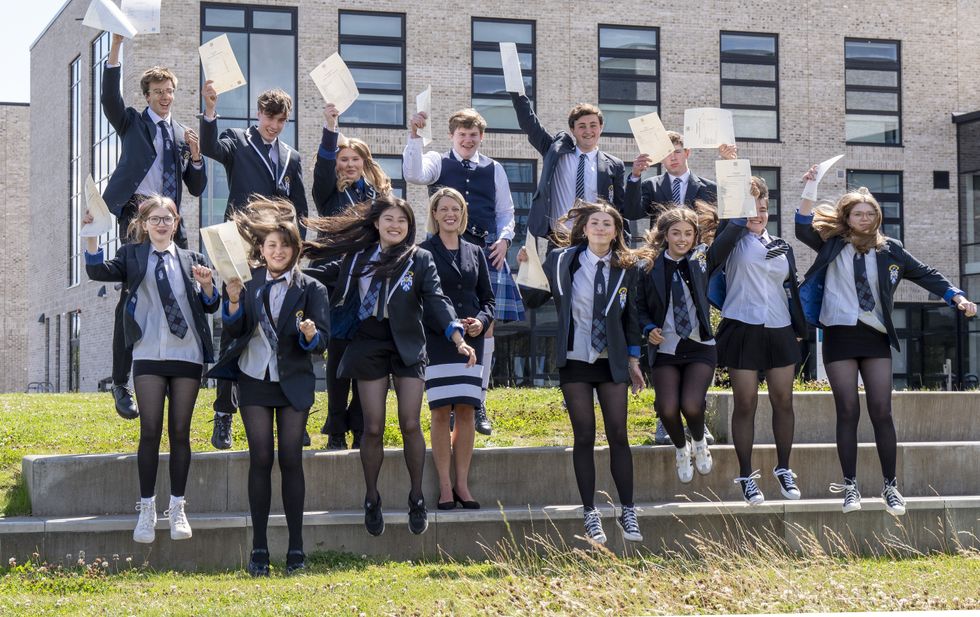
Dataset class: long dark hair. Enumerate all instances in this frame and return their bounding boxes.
[635,201,718,271]
[551,200,636,268]
[304,194,417,278]
[230,196,303,274]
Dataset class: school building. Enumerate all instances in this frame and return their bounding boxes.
[9,0,980,393]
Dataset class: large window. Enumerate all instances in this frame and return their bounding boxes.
[375,155,406,199]
[498,159,537,267]
[597,25,659,136]
[846,170,903,240]
[720,32,778,141]
[91,32,121,258]
[200,4,297,228]
[754,166,780,236]
[471,18,535,132]
[69,56,82,287]
[845,38,901,145]
[338,11,405,127]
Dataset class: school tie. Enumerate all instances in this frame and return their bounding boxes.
[158,121,178,201]
[461,158,472,170]
[261,142,276,173]
[671,177,682,204]
[256,276,286,354]
[358,277,383,321]
[671,270,693,338]
[758,235,790,260]
[153,251,188,338]
[575,153,587,200]
[853,252,876,311]
[591,261,607,353]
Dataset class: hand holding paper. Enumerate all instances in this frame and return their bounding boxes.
[200,222,253,284]
[83,0,138,39]
[683,108,736,149]
[81,175,112,237]
[310,54,359,113]
[199,35,246,95]
[801,154,844,201]
[515,236,549,292]
[628,112,674,166]
[499,43,525,96]
[715,159,758,219]
[415,86,432,146]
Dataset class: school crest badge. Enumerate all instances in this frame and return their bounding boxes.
[618,286,628,309]
[400,271,415,292]
[295,309,304,331]
[889,264,899,286]
[694,249,708,274]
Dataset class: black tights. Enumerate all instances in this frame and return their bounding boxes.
[730,366,796,477]
[358,376,426,504]
[134,375,200,499]
[651,362,715,447]
[825,357,896,481]
[241,405,307,553]
[561,382,633,509]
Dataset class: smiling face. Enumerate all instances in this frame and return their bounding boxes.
[257,110,288,142]
[144,79,174,118]
[665,221,697,258]
[571,113,603,152]
[847,202,878,234]
[375,206,410,249]
[747,198,770,235]
[584,211,617,249]
[337,146,365,181]
[433,196,464,235]
[141,204,178,245]
[261,231,295,276]
[451,126,483,159]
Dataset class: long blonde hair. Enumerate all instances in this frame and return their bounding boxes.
[336,137,392,196]
[230,196,303,274]
[636,202,718,271]
[426,187,469,236]
[126,195,180,244]
[811,187,886,253]
[552,200,636,269]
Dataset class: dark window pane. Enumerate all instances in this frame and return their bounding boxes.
[846,90,899,112]
[475,73,531,96]
[205,7,245,28]
[250,33,296,102]
[500,160,535,184]
[599,27,657,50]
[848,171,900,193]
[880,201,901,218]
[350,67,402,90]
[882,223,902,239]
[376,156,404,181]
[472,97,523,130]
[731,108,778,140]
[253,11,292,30]
[474,49,532,70]
[601,103,659,134]
[340,13,402,38]
[344,93,404,125]
[721,33,776,56]
[473,21,532,45]
[340,43,402,64]
[845,68,899,88]
[845,40,898,63]
[599,78,658,101]
[722,84,776,106]
[599,56,658,76]
[721,62,776,81]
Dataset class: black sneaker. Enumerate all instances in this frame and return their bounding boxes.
[653,419,671,445]
[247,549,270,577]
[829,478,861,513]
[773,467,801,500]
[112,384,139,420]
[408,496,428,535]
[734,471,765,505]
[302,429,311,448]
[881,478,906,516]
[617,505,642,542]
[326,434,348,450]
[475,404,492,436]
[211,412,233,450]
[364,497,384,536]
[583,507,606,544]
[285,550,306,575]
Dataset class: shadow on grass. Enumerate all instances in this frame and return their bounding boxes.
[1,473,30,517]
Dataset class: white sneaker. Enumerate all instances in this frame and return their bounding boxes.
[692,438,712,475]
[165,498,193,540]
[881,479,906,516]
[829,479,862,513]
[675,442,694,483]
[133,498,157,544]
[583,508,607,544]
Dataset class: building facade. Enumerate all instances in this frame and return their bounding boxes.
[20,0,980,392]
[0,103,30,392]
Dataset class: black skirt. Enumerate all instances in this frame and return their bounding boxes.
[238,373,291,408]
[133,360,203,380]
[716,319,801,371]
[559,358,616,385]
[652,338,717,368]
[338,317,424,380]
[822,323,892,364]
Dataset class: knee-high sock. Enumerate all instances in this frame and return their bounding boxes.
[480,337,495,403]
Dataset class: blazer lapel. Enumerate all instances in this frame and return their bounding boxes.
[276,140,291,184]
[246,127,277,180]
[651,255,667,307]
[684,173,702,204]
[277,277,303,336]
[596,152,609,194]
[555,246,578,297]
[175,248,196,295]
[136,241,152,287]
[431,235,461,276]
[604,265,626,316]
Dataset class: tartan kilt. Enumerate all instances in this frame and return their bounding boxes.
[485,248,525,323]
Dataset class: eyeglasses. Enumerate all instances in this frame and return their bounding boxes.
[147,216,176,226]
[150,88,176,96]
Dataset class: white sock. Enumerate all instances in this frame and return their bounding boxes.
[140,496,155,507]
[675,446,687,455]
[215,411,230,418]
[693,437,707,448]
[169,495,184,509]
[480,337,495,402]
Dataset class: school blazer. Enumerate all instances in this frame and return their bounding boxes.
[510,93,627,238]
[207,268,330,411]
[795,212,964,351]
[100,65,207,238]
[622,171,717,229]
[706,236,808,339]
[636,219,746,363]
[311,128,380,217]
[523,243,641,384]
[84,241,219,362]
[199,121,308,236]
[419,235,495,334]
[306,247,462,367]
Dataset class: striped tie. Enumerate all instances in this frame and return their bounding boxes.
[758,235,790,260]
[575,153,587,200]
[671,270,693,338]
[591,261,607,353]
[153,251,188,338]
[853,252,876,311]
[671,177,682,204]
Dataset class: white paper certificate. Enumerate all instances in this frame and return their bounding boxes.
[80,175,112,237]
[416,85,432,147]
[82,0,138,39]
[310,53,359,113]
[199,35,247,95]
[499,42,525,96]
[683,108,736,149]
[801,154,845,201]
[628,112,674,164]
[200,222,252,284]
[121,0,160,34]
[516,236,549,291]
[715,159,757,219]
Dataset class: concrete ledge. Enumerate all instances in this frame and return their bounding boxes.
[23,442,980,516]
[1,497,976,569]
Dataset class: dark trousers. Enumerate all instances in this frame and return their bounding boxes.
[324,337,363,434]
[213,321,238,414]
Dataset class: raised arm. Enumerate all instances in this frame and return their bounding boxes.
[706,218,747,270]
[312,105,341,217]
[199,80,235,165]
[100,34,132,135]
[509,92,554,156]
[402,112,442,185]
[794,164,825,251]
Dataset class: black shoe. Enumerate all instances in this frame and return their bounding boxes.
[408,496,428,535]
[452,488,480,510]
[211,412,233,450]
[475,404,492,436]
[437,498,456,510]
[247,549,270,577]
[350,431,362,450]
[112,384,139,420]
[653,420,671,445]
[326,434,348,450]
[364,497,384,536]
[302,429,311,447]
[319,420,331,436]
[285,550,306,575]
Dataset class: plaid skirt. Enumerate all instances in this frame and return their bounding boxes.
[483,245,525,322]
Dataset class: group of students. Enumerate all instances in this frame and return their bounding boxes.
[85,31,977,571]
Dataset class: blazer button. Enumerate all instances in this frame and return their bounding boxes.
[457,302,463,308]
[457,284,462,289]
[465,178,470,183]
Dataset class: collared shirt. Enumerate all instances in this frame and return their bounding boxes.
[132,243,204,365]
[665,170,691,204]
[721,231,792,328]
[356,246,388,320]
[567,248,612,364]
[135,107,176,197]
[820,242,887,332]
[660,252,712,355]
[554,147,599,224]
[402,138,516,241]
[239,269,295,382]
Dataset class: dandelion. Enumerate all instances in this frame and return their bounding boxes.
[8,557,16,566]
[126,556,133,563]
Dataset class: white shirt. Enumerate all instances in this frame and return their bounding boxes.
[567,248,612,364]
[665,170,691,204]
[132,244,204,364]
[819,243,887,332]
[356,247,389,319]
[721,231,792,328]
[239,270,294,382]
[553,147,599,224]
[402,138,515,241]
[660,253,712,355]
[134,107,177,197]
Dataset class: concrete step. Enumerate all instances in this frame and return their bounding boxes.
[705,391,980,444]
[23,442,980,517]
[1,496,977,569]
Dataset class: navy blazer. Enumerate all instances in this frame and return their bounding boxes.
[311,127,380,217]
[207,268,330,411]
[510,93,627,238]
[85,241,219,362]
[305,247,463,367]
[101,65,207,240]
[707,234,808,339]
[199,121,308,236]
[795,211,964,351]
[636,219,746,364]
[419,235,495,334]
[523,243,642,384]
[623,171,717,229]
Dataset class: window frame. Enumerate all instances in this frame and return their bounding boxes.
[337,9,407,129]
[471,16,536,134]
[374,154,407,199]
[69,55,82,288]
[846,169,904,241]
[91,32,121,259]
[597,24,661,137]
[844,37,902,147]
[753,166,781,236]
[719,30,779,143]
